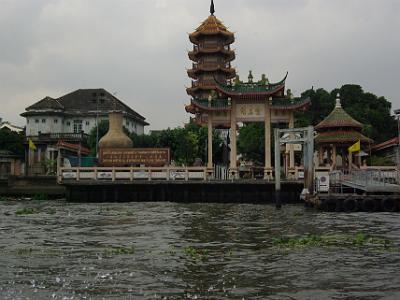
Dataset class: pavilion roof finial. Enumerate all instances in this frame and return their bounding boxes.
[335,93,342,108]
[210,0,215,15]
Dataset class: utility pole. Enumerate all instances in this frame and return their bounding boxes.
[395,109,400,184]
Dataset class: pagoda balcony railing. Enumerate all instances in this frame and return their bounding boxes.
[192,62,232,71]
[191,80,216,88]
[191,45,232,54]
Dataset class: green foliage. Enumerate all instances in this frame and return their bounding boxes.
[41,159,56,175]
[130,123,223,166]
[296,85,396,143]
[15,207,39,215]
[368,155,395,166]
[238,123,265,164]
[0,128,25,157]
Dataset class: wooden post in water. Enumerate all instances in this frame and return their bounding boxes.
[303,126,314,195]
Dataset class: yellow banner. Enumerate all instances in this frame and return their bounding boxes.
[348,140,360,153]
[28,139,37,151]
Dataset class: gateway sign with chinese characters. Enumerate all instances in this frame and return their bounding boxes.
[236,104,291,123]
[99,148,170,167]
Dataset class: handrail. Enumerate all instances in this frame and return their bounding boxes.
[58,166,209,183]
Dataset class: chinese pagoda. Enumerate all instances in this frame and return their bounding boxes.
[186,0,236,100]
[315,94,372,170]
[185,1,311,179]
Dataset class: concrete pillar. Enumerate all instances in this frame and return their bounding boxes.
[332,145,337,170]
[264,101,273,180]
[207,113,213,169]
[230,99,238,178]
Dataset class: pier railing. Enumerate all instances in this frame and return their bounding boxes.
[329,168,400,193]
[58,167,209,183]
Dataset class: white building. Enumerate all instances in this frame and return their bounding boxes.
[21,89,148,137]
[0,121,24,133]
[20,89,149,174]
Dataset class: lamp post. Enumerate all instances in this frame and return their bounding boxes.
[394,109,400,184]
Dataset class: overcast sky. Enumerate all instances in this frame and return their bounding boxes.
[1,0,399,130]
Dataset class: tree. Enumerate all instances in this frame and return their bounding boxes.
[0,128,25,157]
[296,85,396,143]
[237,123,265,164]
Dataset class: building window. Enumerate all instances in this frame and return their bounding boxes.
[86,121,90,126]
[73,120,83,133]
[42,119,46,123]
[27,120,29,124]
[126,121,130,126]
[92,99,97,103]
[35,119,39,123]
[54,119,58,124]
[92,92,97,97]
[66,121,70,126]
[100,99,105,104]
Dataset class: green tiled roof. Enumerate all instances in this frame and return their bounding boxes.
[272,97,311,109]
[315,130,372,144]
[189,96,310,112]
[215,73,287,95]
[316,102,363,130]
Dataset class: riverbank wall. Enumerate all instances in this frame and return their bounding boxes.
[64,181,304,203]
[0,176,65,198]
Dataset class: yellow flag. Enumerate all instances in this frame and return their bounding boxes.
[28,139,37,151]
[348,140,360,153]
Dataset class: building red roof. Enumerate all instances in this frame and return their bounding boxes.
[372,137,399,152]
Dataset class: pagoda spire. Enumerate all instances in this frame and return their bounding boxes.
[210,0,215,15]
[335,93,342,108]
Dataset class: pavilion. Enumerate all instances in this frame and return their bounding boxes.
[315,94,373,170]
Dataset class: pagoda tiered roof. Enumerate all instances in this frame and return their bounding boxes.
[187,63,235,79]
[189,15,234,45]
[188,47,235,62]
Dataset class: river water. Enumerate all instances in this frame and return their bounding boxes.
[0,200,400,300]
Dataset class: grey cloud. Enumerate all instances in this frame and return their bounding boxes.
[0,0,399,130]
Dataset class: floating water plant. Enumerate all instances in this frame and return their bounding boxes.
[16,248,33,255]
[15,207,39,215]
[272,233,395,250]
[184,246,208,260]
[104,246,135,256]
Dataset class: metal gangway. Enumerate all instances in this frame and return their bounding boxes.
[330,169,400,193]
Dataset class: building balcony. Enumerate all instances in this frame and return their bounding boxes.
[29,132,89,144]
